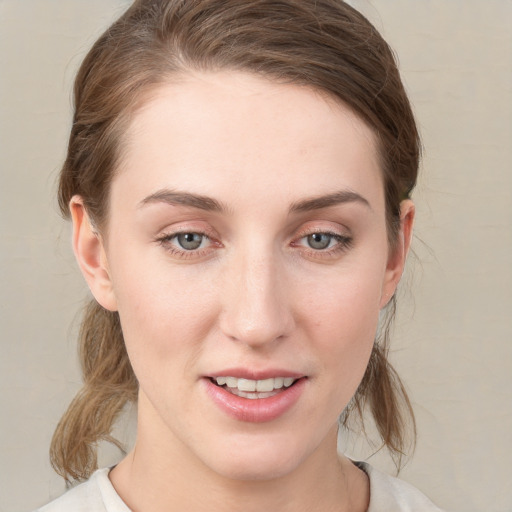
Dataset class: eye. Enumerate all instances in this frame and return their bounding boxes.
[174,232,208,250]
[305,233,336,250]
[299,232,348,251]
[156,231,212,255]
[291,229,353,258]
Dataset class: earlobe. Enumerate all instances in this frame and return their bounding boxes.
[70,196,118,311]
[380,200,415,309]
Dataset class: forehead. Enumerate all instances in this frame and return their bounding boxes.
[114,71,384,212]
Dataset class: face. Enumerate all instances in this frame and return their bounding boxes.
[74,71,410,481]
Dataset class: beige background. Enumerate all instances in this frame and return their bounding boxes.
[1,1,511,511]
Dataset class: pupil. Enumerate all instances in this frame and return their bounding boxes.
[178,233,202,250]
[308,233,330,250]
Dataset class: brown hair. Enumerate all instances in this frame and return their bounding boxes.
[52,0,420,481]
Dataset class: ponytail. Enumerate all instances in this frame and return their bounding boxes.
[50,301,138,482]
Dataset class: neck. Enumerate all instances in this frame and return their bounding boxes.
[109,396,369,512]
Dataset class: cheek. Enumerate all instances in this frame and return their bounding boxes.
[298,260,385,385]
[108,253,219,378]
[301,260,385,336]
[314,295,378,417]
[319,287,379,372]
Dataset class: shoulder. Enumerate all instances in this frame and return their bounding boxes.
[35,468,130,512]
[356,462,446,512]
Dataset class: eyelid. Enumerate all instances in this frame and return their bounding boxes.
[155,220,219,239]
[293,221,351,240]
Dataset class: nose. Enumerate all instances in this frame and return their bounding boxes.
[218,245,295,348]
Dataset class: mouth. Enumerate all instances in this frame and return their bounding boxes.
[209,376,300,399]
[204,373,307,422]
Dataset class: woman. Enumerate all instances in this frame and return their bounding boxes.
[38,0,443,510]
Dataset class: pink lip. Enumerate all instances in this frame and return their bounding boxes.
[203,376,306,423]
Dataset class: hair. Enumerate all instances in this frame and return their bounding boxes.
[51,0,420,482]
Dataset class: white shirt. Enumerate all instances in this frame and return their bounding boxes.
[37,463,444,511]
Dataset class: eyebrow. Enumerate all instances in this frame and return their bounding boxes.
[139,188,370,214]
[289,190,371,213]
[139,189,226,212]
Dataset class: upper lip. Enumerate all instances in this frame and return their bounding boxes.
[207,368,305,380]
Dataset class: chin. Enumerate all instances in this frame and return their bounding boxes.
[200,434,309,482]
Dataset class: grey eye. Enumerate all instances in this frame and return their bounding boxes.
[307,233,333,250]
[176,233,204,250]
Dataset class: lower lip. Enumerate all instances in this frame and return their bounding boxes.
[203,378,306,423]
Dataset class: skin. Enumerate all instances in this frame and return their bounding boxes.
[71,71,414,512]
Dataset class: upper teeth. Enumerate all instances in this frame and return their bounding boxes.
[214,376,296,392]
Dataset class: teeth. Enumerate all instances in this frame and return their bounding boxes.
[256,378,274,392]
[225,377,238,388]
[238,378,256,392]
[273,377,284,389]
[213,376,297,392]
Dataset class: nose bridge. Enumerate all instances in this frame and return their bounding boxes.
[220,239,293,347]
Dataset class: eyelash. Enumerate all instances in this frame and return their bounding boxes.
[155,229,353,260]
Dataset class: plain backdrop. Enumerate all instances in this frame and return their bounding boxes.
[1,1,511,511]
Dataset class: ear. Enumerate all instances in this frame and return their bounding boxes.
[380,199,415,309]
[70,196,117,311]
